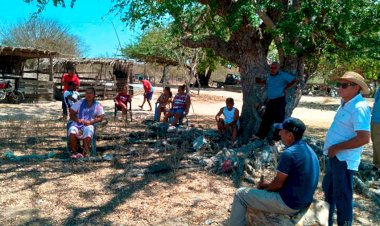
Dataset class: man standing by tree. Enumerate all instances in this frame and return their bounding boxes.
[371,75,380,169]
[228,117,320,226]
[61,64,80,121]
[322,71,370,226]
[138,76,154,111]
[255,62,296,141]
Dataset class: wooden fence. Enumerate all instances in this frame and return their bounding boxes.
[18,78,54,102]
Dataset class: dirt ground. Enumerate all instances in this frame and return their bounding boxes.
[0,88,379,225]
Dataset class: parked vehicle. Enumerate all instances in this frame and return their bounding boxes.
[0,80,25,104]
[213,74,241,88]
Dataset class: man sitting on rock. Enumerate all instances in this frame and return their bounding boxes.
[68,87,104,159]
[228,117,320,226]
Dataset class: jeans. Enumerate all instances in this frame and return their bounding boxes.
[322,157,354,226]
[62,99,68,116]
[257,96,286,141]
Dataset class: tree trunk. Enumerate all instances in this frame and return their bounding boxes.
[239,55,268,141]
[196,69,212,87]
[239,54,309,142]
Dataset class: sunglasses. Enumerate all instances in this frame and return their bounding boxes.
[336,82,357,89]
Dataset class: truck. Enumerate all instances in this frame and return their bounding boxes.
[213,74,241,88]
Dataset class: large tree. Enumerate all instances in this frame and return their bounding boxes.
[30,0,380,140]
[0,17,85,56]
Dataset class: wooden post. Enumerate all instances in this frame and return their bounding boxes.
[37,58,40,80]
[49,56,53,81]
[49,56,54,100]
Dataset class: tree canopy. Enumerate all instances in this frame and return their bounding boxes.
[0,17,85,56]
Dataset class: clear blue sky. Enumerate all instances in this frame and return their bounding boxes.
[0,0,141,57]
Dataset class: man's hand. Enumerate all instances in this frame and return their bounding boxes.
[257,181,269,190]
[328,145,339,158]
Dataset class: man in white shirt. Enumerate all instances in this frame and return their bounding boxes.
[322,71,370,226]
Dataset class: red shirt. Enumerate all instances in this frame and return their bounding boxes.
[115,93,131,105]
[141,80,152,93]
[62,73,80,91]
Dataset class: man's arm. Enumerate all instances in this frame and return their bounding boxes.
[328,130,370,158]
[215,108,224,121]
[258,171,288,192]
[284,78,297,91]
[255,77,266,84]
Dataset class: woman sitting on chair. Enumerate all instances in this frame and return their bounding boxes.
[114,85,132,121]
[68,87,104,159]
[156,86,172,122]
[163,85,191,126]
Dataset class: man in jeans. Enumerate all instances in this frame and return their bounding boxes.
[255,62,296,141]
[228,117,320,226]
[322,71,371,226]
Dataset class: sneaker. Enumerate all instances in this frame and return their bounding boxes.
[167,125,176,132]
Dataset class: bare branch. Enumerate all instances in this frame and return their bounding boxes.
[256,10,284,63]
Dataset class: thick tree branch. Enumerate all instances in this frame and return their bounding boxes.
[181,36,237,64]
[256,10,284,63]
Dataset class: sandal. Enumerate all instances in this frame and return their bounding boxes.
[70,153,84,159]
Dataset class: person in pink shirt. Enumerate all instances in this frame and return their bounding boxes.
[138,76,154,111]
[114,85,132,121]
[61,64,80,120]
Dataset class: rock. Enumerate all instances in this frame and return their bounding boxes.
[246,199,329,226]
[193,135,208,151]
[102,154,114,161]
[204,219,213,225]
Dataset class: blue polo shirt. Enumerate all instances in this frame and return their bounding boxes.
[277,140,320,210]
[372,87,380,123]
[267,71,294,100]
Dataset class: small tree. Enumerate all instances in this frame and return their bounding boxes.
[0,17,85,56]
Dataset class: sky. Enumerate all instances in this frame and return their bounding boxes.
[0,0,141,57]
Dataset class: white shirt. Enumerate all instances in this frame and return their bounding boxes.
[63,90,80,108]
[70,99,105,127]
[323,94,370,171]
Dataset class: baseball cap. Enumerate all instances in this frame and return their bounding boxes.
[274,117,306,138]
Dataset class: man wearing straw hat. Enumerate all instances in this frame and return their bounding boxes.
[322,71,370,226]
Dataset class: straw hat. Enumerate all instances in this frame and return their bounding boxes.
[335,71,369,95]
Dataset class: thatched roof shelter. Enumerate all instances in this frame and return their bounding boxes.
[0,46,58,60]
[52,58,134,99]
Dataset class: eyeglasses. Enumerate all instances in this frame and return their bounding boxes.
[336,82,357,89]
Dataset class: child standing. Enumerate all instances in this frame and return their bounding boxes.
[63,81,80,114]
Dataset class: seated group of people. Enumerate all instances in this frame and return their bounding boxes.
[65,84,195,159]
